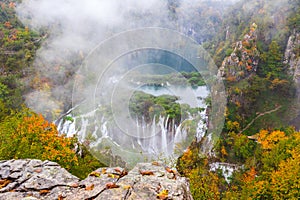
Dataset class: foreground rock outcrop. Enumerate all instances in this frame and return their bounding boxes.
[0,159,193,200]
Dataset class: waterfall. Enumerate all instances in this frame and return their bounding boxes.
[56,107,210,165]
[209,162,242,183]
[56,85,212,166]
[159,115,168,153]
[196,109,207,141]
[56,116,76,137]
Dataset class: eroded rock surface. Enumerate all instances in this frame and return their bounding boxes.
[217,23,259,82]
[0,160,193,200]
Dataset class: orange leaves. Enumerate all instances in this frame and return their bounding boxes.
[85,184,94,191]
[105,182,119,189]
[242,167,256,183]
[221,146,228,157]
[269,78,289,90]
[180,148,194,172]
[39,189,50,195]
[157,189,169,200]
[226,75,236,82]
[0,109,78,169]
[246,65,252,71]
[139,170,154,176]
[242,40,250,48]
[257,130,287,150]
[238,61,244,67]
[0,179,11,189]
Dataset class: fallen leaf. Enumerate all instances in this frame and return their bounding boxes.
[34,168,42,173]
[165,167,177,179]
[114,168,122,173]
[120,170,128,178]
[0,179,11,189]
[152,161,160,166]
[105,182,119,189]
[85,184,94,191]
[157,189,169,200]
[89,171,101,177]
[139,170,154,176]
[123,185,131,190]
[107,173,119,178]
[69,182,79,188]
[101,168,107,174]
[39,190,50,195]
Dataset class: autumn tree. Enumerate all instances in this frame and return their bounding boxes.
[224,129,300,199]
[177,144,225,200]
[0,108,78,169]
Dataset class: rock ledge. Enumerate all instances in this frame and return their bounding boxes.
[0,159,193,200]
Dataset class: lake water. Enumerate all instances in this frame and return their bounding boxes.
[137,85,209,108]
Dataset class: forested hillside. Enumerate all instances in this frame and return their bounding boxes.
[178,0,300,199]
[0,1,104,179]
[0,0,299,199]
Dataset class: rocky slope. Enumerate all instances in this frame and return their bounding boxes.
[217,23,259,82]
[0,159,193,200]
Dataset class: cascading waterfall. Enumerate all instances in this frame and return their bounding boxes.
[57,108,208,157]
[56,85,211,165]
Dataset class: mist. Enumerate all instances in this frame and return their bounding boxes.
[16,0,235,118]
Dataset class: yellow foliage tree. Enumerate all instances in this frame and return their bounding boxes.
[0,108,78,169]
[257,130,287,150]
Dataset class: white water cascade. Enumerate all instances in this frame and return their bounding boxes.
[56,85,210,165]
[57,108,208,161]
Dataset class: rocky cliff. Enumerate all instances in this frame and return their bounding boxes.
[285,30,300,128]
[0,159,193,200]
[217,23,260,82]
[285,30,300,94]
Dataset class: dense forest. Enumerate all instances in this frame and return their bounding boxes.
[0,0,299,199]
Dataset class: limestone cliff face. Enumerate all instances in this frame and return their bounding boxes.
[218,23,260,82]
[285,30,300,128]
[285,31,300,94]
[0,159,193,200]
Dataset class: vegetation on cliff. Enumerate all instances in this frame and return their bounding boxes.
[0,1,103,179]
[177,0,300,199]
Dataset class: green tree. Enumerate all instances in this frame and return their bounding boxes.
[260,41,285,79]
